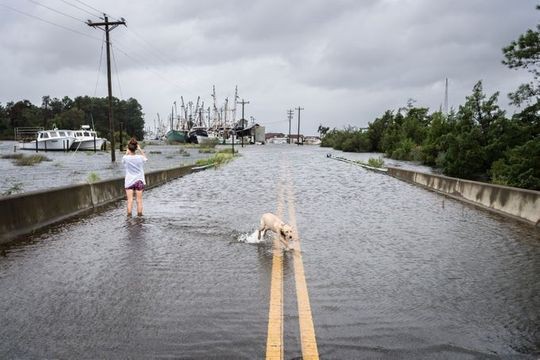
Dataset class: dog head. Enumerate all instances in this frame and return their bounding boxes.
[280,224,294,241]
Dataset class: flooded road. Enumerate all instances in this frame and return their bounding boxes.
[0,145,539,358]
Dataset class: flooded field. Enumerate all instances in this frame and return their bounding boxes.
[0,144,538,358]
[0,140,214,195]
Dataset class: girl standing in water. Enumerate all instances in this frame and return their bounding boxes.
[122,138,147,216]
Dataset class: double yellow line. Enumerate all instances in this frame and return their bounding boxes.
[265,169,319,359]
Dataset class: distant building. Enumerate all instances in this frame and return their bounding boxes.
[288,134,304,144]
[266,132,288,144]
[235,124,265,144]
[304,136,321,145]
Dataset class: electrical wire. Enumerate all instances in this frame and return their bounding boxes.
[92,32,105,97]
[70,0,104,17]
[0,3,102,42]
[27,0,87,24]
[110,43,124,99]
[57,0,102,19]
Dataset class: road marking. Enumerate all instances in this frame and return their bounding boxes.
[266,166,319,359]
[286,178,319,360]
[266,180,285,360]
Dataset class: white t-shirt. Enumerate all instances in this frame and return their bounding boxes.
[122,154,147,188]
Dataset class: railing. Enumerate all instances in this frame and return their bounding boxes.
[14,127,44,142]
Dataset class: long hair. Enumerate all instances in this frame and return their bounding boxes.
[127,138,138,153]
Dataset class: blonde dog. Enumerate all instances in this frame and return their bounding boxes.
[258,213,295,249]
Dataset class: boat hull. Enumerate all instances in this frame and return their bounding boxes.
[70,138,105,151]
[19,138,73,151]
[166,130,187,143]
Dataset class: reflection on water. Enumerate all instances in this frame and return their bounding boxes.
[0,144,538,359]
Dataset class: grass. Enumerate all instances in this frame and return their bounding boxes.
[367,157,385,168]
[13,154,51,166]
[87,172,101,183]
[178,148,190,157]
[199,148,216,154]
[195,152,235,167]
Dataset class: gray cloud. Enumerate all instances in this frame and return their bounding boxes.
[0,0,538,135]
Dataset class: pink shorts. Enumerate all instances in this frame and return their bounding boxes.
[126,180,144,191]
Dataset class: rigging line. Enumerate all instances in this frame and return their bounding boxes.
[57,0,102,19]
[0,3,102,42]
[92,32,105,98]
[111,43,124,99]
[27,0,87,24]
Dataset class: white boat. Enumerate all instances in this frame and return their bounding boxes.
[70,126,106,151]
[19,129,76,151]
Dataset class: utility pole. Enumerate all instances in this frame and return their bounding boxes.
[237,99,250,147]
[295,106,304,145]
[444,77,449,115]
[87,14,126,162]
[287,109,294,144]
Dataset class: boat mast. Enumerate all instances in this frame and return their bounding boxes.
[180,96,187,130]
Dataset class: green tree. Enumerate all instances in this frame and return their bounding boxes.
[491,139,540,190]
[502,6,540,107]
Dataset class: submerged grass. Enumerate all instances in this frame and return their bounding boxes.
[87,172,101,183]
[195,152,235,167]
[14,154,51,166]
[367,157,385,168]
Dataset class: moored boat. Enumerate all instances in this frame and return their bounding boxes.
[166,129,188,143]
[70,126,106,151]
[19,129,76,151]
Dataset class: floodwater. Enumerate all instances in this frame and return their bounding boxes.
[0,144,539,359]
[0,141,212,195]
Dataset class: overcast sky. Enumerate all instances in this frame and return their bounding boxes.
[0,0,537,135]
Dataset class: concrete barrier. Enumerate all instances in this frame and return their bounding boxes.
[0,164,196,244]
[387,167,540,227]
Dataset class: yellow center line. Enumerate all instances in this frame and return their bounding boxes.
[266,180,285,360]
[286,177,319,360]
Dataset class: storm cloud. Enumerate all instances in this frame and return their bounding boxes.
[0,0,537,135]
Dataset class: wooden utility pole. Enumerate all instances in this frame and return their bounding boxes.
[87,15,126,162]
[287,109,294,144]
[237,99,250,147]
[295,107,304,145]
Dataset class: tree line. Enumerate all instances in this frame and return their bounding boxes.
[320,6,540,191]
[0,95,145,141]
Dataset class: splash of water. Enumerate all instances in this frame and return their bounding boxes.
[237,230,264,244]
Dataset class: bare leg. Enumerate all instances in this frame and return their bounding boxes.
[126,189,133,216]
[136,190,143,216]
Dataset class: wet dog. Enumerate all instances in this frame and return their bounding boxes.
[258,213,295,250]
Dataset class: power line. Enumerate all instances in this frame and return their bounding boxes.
[57,0,102,19]
[93,33,105,97]
[111,44,123,99]
[0,3,102,42]
[71,0,104,17]
[27,0,87,24]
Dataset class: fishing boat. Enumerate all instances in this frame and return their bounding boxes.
[166,129,188,143]
[70,125,106,151]
[188,126,208,144]
[19,129,76,151]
